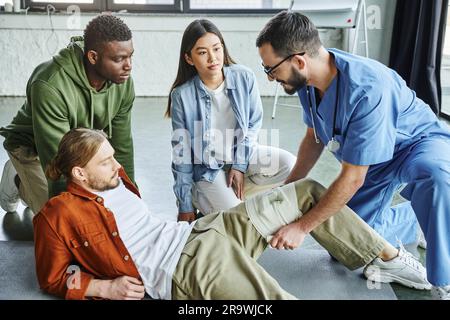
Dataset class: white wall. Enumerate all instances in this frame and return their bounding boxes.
[0,0,395,96]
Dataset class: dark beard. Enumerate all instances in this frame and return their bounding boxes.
[280,66,307,95]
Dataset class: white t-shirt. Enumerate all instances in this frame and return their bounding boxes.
[207,80,237,163]
[96,179,194,300]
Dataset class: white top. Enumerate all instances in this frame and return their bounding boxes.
[207,80,237,163]
[96,179,194,300]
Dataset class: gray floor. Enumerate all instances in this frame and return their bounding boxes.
[0,96,442,300]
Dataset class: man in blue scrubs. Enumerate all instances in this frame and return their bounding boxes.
[256,11,450,299]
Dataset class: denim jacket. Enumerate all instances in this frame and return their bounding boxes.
[170,64,263,213]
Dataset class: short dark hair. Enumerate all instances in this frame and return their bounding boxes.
[256,10,322,58]
[84,15,132,52]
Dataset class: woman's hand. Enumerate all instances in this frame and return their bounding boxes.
[227,168,245,200]
[178,212,196,222]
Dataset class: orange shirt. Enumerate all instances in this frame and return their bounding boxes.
[33,168,141,300]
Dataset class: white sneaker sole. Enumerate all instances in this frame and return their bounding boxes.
[364,268,432,290]
[0,161,20,212]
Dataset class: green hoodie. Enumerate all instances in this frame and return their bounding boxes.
[0,36,135,197]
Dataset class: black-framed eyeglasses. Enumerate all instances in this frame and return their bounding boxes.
[262,52,305,77]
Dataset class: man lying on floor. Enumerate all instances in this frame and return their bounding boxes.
[33,128,430,300]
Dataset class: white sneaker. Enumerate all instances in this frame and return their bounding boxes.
[417,227,427,250]
[431,285,450,300]
[364,244,431,290]
[0,160,20,212]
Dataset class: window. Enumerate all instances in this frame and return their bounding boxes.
[23,0,289,13]
[108,0,181,12]
[26,0,100,11]
[24,0,182,12]
[114,0,174,3]
[441,2,450,119]
[186,0,291,12]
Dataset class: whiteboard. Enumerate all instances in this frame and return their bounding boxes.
[290,0,361,29]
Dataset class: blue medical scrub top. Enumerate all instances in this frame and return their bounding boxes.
[298,48,450,179]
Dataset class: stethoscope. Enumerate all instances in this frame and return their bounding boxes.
[307,71,340,153]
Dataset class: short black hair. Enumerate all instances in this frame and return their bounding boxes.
[256,10,322,58]
[84,15,132,52]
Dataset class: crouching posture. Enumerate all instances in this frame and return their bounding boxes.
[33,128,430,300]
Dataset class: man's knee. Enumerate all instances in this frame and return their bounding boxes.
[433,170,450,190]
[415,160,449,188]
[293,178,326,204]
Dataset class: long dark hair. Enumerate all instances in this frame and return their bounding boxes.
[165,19,235,117]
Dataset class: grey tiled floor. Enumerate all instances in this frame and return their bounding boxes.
[1,96,446,300]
